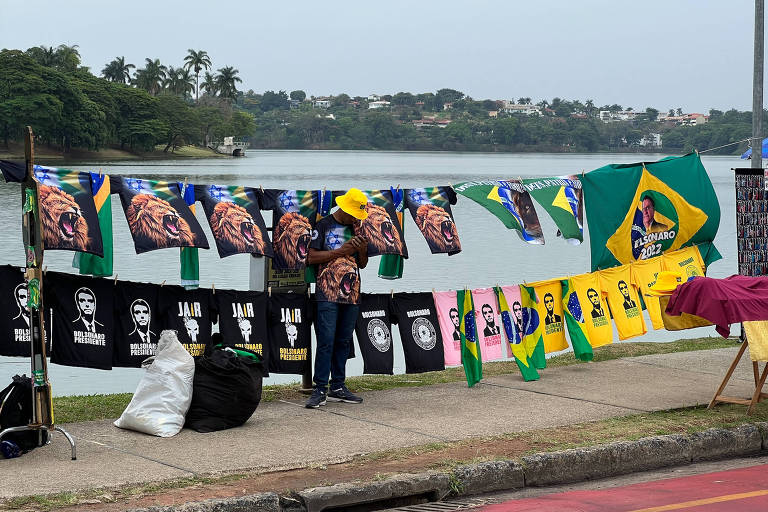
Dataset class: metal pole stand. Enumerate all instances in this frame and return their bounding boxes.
[0,425,76,460]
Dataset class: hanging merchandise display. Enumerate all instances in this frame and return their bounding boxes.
[405,186,462,255]
[599,264,647,340]
[529,279,569,353]
[159,286,217,357]
[582,153,721,271]
[495,285,539,381]
[261,189,318,270]
[179,182,200,289]
[569,273,613,348]
[114,177,209,253]
[379,186,406,280]
[630,257,665,330]
[471,287,506,362]
[355,189,408,258]
[113,281,162,368]
[196,184,273,259]
[0,265,33,357]
[454,180,544,244]
[311,214,361,305]
[353,293,395,374]
[47,272,115,370]
[560,278,595,361]
[432,289,462,366]
[33,166,104,256]
[267,293,311,375]
[214,289,269,362]
[457,289,482,387]
[0,159,25,182]
[520,285,547,369]
[392,292,445,373]
[522,176,584,244]
[661,245,706,280]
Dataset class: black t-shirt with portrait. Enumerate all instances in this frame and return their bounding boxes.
[47,272,114,370]
[268,293,311,374]
[310,214,361,305]
[354,293,395,375]
[391,292,445,374]
[113,281,161,368]
[0,265,33,357]
[158,286,217,358]
[215,289,269,364]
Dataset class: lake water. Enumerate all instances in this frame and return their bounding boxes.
[0,151,744,396]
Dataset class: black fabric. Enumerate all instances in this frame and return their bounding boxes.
[47,272,114,370]
[0,160,25,182]
[267,293,311,374]
[0,266,33,357]
[113,281,161,368]
[392,292,445,374]
[354,294,395,374]
[195,184,273,258]
[114,177,209,254]
[215,289,269,365]
[404,186,461,255]
[353,190,409,258]
[158,286,217,358]
[261,189,318,270]
[310,215,361,305]
[0,375,47,451]
[185,347,265,432]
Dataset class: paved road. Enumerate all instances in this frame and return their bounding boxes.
[478,462,768,512]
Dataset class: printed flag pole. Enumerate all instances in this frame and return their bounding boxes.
[180,180,199,289]
[458,288,482,387]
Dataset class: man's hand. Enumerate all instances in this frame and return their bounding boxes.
[350,235,368,254]
[336,238,359,257]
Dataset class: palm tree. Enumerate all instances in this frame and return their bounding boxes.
[163,66,195,98]
[183,49,212,102]
[133,58,167,95]
[25,45,57,67]
[214,66,242,101]
[101,56,135,83]
[55,44,81,72]
[201,72,217,96]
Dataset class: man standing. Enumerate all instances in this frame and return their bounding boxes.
[306,188,369,409]
[543,293,561,325]
[481,304,500,336]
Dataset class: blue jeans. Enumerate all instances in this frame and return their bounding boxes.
[314,301,359,390]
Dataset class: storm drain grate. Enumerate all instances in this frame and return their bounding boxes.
[383,497,494,511]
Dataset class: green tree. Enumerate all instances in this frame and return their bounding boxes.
[183,49,212,102]
[290,90,306,101]
[260,90,289,111]
[517,97,531,105]
[392,92,415,106]
[645,107,659,122]
[133,58,167,95]
[101,56,134,83]
[201,72,217,96]
[214,66,242,100]
[163,66,195,98]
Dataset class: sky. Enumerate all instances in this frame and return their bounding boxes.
[0,0,759,113]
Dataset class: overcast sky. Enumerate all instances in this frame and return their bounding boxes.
[0,0,759,113]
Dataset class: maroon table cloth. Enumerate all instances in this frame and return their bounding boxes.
[666,275,768,337]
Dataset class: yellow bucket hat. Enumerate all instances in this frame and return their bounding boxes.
[336,188,369,220]
[647,271,684,296]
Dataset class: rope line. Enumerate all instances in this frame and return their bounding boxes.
[697,137,753,154]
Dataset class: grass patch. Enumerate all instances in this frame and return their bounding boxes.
[53,337,737,424]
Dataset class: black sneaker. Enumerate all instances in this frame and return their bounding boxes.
[305,388,327,409]
[328,385,363,404]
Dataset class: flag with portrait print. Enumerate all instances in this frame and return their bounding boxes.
[495,285,539,381]
[457,289,482,387]
[560,278,594,361]
[522,176,583,244]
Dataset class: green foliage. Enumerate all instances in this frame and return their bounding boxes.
[289,89,306,101]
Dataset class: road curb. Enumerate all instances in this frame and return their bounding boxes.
[125,423,768,512]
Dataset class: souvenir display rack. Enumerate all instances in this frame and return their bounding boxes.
[735,168,768,276]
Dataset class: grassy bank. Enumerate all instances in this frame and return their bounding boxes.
[53,337,737,423]
[0,143,228,162]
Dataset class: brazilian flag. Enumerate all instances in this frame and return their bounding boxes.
[582,153,721,271]
[457,289,482,387]
[520,285,546,369]
[495,286,539,381]
[560,278,594,362]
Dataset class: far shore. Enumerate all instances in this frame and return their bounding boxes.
[0,143,230,163]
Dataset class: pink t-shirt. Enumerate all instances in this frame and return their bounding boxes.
[432,290,462,366]
[472,288,505,362]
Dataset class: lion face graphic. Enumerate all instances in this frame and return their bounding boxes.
[355,203,403,255]
[39,185,90,251]
[415,204,460,252]
[273,212,312,269]
[126,194,194,249]
[210,202,265,254]
[317,256,359,304]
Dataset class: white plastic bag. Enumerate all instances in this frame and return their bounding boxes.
[114,330,195,437]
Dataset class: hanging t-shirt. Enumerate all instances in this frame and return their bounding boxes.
[113,281,161,368]
[159,286,217,358]
[354,293,395,374]
[472,287,506,362]
[47,272,114,370]
[267,293,311,374]
[570,273,613,348]
[261,189,318,270]
[311,214,361,305]
[661,245,705,281]
[530,279,569,353]
[196,184,273,259]
[392,292,445,374]
[432,290,462,367]
[215,289,268,362]
[599,265,647,340]
[405,187,461,255]
[631,257,665,330]
[0,265,33,357]
[354,190,408,258]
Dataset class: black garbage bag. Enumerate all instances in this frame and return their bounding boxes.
[0,375,47,452]
[185,346,265,433]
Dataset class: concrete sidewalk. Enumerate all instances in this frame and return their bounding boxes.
[0,347,760,499]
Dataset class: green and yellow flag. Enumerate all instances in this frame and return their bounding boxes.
[582,153,721,271]
[495,286,539,381]
[561,278,594,361]
[520,285,546,369]
[73,172,113,276]
[522,176,583,244]
[457,289,482,387]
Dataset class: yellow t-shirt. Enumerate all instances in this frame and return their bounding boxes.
[661,246,705,280]
[631,257,664,330]
[570,272,613,348]
[529,278,569,353]
[599,264,647,340]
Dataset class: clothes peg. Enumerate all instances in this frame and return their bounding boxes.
[390,289,394,299]
[268,286,272,297]
[160,280,166,287]
[114,274,119,285]
[259,184,265,193]
[211,282,216,295]
[43,265,48,275]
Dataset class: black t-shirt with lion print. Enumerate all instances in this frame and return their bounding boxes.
[310,214,361,305]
